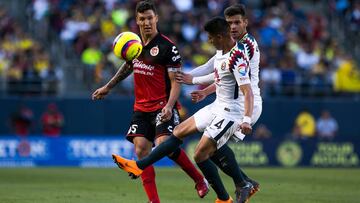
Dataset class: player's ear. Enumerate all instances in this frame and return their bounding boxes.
[154,15,159,24]
[244,18,248,27]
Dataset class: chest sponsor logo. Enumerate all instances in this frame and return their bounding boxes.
[150,45,159,56]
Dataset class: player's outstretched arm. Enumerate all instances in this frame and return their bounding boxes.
[188,55,216,77]
[176,71,215,85]
[92,62,133,100]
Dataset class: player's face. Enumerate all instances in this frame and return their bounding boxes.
[207,34,222,50]
[136,10,158,37]
[225,15,248,40]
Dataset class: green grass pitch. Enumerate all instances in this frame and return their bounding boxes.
[0,167,359,203]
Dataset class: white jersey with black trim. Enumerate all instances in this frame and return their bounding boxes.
[211,42,250,118]
[240,33,261,102]
[189,32,261,102]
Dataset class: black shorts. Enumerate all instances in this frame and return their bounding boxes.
[126,108,180,143]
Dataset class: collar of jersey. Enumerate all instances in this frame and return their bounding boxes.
[215,42,238,58]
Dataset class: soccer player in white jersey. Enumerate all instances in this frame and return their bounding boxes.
[112,17,254,203]
[176,4,262,201]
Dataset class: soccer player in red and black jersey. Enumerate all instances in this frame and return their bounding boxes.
[92,1,209,202]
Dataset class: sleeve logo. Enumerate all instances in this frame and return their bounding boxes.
[237,64,248,76]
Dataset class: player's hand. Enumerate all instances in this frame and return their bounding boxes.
[190,90,206,103]
[92,86,110,100]
[161,105,172,122]
[240,122,252,135]
[175,71,193,84]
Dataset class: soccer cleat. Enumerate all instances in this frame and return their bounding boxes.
[235,182,252,203]
[112,154,143,177]
[246,178,260,198]
[215,196,233,203]
[195,178,209,198]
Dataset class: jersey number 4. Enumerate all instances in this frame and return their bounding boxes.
[214,119,225,129]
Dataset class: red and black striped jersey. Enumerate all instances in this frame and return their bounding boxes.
[131,33,181,112]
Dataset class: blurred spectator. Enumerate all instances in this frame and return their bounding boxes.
[9,105,34,136]
[253,124,272,140]
[41,103,64,137]
[11,0,357,97]
[260,63,281,96]
[316,110,338,141]
[333,55,360,93]
[291,109,316,140]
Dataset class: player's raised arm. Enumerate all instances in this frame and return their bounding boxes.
[92,61,133,100]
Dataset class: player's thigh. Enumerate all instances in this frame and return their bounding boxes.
[173,116,199,139]
[133,136,153,158]
[193,104,214,132]
[204,116,237,149]
[193,135,217,162]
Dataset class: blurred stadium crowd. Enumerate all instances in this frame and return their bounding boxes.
[0,0,359,97]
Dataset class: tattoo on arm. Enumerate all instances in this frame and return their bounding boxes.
[107,62,133,89]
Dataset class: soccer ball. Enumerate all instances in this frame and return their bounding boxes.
[112,31,143,61]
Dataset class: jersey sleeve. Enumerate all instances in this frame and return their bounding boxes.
[192,73,215,85]
[228,46,250,86]
[189,55,215,76]
[165,44,182,72]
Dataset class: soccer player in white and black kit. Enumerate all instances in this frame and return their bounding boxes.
[176,4,262,201]
[112,17,254,203]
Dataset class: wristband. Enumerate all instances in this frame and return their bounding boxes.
[242,116,251,124]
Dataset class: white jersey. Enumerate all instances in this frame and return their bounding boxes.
[240,33,261,102]
[189,32,261,102]
[212,42,250,117]
[193,43,251,148]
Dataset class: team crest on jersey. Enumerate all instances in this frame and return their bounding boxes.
[150,45,159,56]
[221,61,226,70]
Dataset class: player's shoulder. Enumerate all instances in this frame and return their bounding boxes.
[243,33,258,45]
[231,43,247,58]
[158,33,177,48]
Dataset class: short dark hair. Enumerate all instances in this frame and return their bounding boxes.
[224,4,246,17]
[136,0,157,14]
[204,17,230,36]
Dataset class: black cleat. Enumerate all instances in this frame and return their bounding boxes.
[235,182,252,203]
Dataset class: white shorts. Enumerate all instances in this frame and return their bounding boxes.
[233,101,262,141]
[193,101,262,148]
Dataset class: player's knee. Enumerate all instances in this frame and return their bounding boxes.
[173,125,181,136]
[193,149,207,163]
